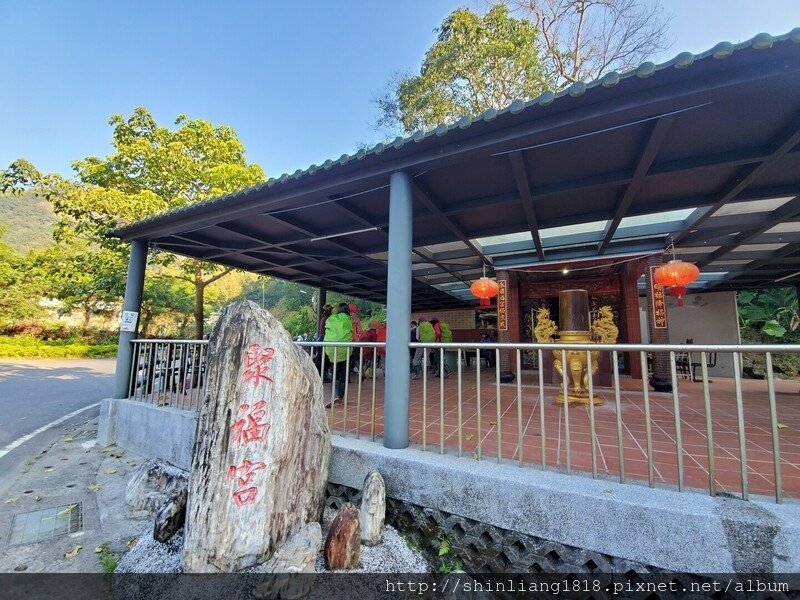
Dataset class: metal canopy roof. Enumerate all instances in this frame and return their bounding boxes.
[113,31,800,309]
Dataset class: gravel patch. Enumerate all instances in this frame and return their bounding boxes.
[315,507,429,573]
[115,530,183,573]
[115,508,428,576]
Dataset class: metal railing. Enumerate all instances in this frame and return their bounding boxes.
[128,339,208,409]
[127,338,798,503]
[402,341,795,504]
[297,341,387,443]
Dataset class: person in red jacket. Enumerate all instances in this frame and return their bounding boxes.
[349,303,363,341]
[430,318,443,374]
[359,320,381,380]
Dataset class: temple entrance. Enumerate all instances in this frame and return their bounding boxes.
[518,272,629,375]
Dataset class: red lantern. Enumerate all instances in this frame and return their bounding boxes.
[654,259,700,307]
[470,277,499,306]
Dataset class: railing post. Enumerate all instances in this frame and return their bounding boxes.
[384,171,413,449]
[112,240,148,399]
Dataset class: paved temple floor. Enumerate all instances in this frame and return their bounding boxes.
[325,369,800,501]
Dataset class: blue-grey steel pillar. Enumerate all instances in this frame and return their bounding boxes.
[112,240,148,399]
[384,171,413,449]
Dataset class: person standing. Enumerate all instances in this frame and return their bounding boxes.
[409,321,418,361]
[413,318,435,379]
[324,303,353,406]
[317,304,333,339]
[430,318,442,375]
[315,304,333,377]
[348,303,364,379]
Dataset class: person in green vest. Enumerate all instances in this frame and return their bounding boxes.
[324,303,353,405]
[412,318,436,379]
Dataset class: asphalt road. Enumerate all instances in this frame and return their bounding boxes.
[0,359,116,493]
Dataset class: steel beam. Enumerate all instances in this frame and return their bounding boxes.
[508,151,544,260]
[599,116,675,254]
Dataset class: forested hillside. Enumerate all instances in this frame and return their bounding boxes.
[0,192,56,251]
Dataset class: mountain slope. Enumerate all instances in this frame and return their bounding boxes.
[0,193,56,252]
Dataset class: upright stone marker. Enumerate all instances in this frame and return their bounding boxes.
[182,299,330,573]
[359,470,386,546]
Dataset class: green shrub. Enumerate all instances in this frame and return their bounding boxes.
[0,336,117,358]
[0,321,118,343]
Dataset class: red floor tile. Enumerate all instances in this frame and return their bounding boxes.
[326,371,800,500]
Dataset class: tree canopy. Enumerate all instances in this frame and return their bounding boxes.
[375,5,552,135]
[375,1,671,136]
[4,107,265,337]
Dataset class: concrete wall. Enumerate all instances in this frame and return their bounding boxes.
[99,398,800,574]
[98,398,196,470]
[639,290,740,377]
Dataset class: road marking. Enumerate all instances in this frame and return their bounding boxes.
[0,402,100,459]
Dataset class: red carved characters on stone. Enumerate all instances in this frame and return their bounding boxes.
[242,344,276,386]
[230,400,270,444]
[227,459,267,506]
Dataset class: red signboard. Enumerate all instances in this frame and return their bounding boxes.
[649,266,668,329]
[497,279,508,331]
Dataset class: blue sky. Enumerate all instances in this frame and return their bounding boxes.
[2,0,800,180]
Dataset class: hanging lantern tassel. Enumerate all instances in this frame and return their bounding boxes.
[670,285,687,307]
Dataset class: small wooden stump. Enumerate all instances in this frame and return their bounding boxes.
[359,471,385,546]
[182,299,330,573]
[324,503,360,570]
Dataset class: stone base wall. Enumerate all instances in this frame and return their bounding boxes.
[100,397,800,576]
[326,483,650,575]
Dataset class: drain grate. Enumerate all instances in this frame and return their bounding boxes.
[6,502,83,547]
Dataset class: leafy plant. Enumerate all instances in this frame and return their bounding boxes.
[436,535,464,574]
[97,544,118,574]
[737,288,800,340]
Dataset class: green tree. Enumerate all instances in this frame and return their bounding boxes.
[30,242,125,329]
[0,229,44,322]
[5,107,265,337]
[241,278,316,320]
[139,275,195,337]
[375,5,552,135]
[284,306,317,337]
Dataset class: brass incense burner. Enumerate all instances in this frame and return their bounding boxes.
[534,290,618,405]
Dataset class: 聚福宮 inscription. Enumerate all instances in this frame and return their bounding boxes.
[182,299,331,573]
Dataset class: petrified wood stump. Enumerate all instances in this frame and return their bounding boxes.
[252,523,322,599]
[359,470,385,546]
[153,487,187,543]
[125,458,188,518]
[182,299,330,573]
[324,503,360,570]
